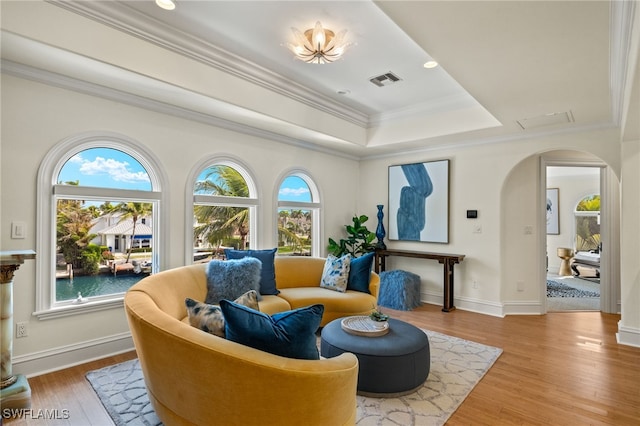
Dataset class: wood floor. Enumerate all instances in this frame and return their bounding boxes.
[3,304,639,425]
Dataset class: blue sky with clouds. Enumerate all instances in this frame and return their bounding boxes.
[279,176,311,202]
[59,149,311,203]
[58,148,151,191]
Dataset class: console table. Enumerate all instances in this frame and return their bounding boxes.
[374,249,465,312]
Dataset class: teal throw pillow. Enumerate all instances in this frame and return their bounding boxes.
[320,254,352,293]
[220,300,324,360]
[224,248,279,296]
[347,252,374,293]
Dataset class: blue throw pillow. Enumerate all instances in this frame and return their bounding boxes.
[205,257,262,304]
[224,248,279,296]
[347,252,374,293]
[220,300,324,360]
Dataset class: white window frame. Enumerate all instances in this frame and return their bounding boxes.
[276,170,322,257]
[186,156,259,264]
[35,132,168,320]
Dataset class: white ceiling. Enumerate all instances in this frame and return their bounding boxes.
[122,1,485,115]
[2,0,638,157]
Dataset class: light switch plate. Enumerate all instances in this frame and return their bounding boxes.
[11,221,26,239]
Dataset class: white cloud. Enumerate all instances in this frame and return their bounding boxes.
[78,156,150,183]
[279,187,310,197]
[68,154,84,164]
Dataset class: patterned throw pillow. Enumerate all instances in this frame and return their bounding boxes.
[185,290,259,337]
[320,254,352,293]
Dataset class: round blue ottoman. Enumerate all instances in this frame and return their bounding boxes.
[320,318,430,397]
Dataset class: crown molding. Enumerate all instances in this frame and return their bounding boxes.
[46,0,369,128]
[1,60,362,161]
[368,93,481,127]
[361,120,618,161]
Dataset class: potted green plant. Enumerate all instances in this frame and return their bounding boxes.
[369,306,389,329]
[369,307,389,322]
[328,214,376,257]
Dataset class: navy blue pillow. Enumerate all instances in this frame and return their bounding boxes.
[347,252,374,293]
[224,248,279,296]
[220,300,324,360]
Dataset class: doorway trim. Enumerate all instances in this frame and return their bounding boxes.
[540,155,620,314]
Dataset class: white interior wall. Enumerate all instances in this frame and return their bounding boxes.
[619,139,640,346]
[0,75,360,375]
[359,129,623,318]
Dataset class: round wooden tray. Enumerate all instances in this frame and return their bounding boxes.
[341,316,390,337]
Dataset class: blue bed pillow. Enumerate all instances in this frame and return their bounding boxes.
[224,248,279,296]
[347,252,374,293]
[220,300,324,360]
[205,257,262,304]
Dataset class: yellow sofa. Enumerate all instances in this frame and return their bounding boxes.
[260,256,380,325]
[124,256,379,426]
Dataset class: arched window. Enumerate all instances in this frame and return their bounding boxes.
[277,171,321,256]
[190,158,258,263]
[575,194,601,252]
[36,134,167,319]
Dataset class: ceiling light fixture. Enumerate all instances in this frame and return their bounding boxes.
[287,21,350,64]
[423,61,438,69]
[155,0,176,11]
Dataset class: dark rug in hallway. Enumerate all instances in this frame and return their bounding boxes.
[546,279,600,298]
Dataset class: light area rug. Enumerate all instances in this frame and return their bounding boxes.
[86,330,502,426]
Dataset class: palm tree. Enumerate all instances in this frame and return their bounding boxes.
[194,166,250,250]
[278,220,304,254]
[57,201,97,269]
[114,202,153,263]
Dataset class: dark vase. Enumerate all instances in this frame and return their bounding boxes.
[375,204,387,250]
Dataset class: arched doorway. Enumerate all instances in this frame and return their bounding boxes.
[499,149,620,315]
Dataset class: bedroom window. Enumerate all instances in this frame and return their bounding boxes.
[36,135,166,319]
[277,172,321,256]
[191,160,258,262]
[575,194,600,252]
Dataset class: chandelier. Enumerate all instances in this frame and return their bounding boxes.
[287,21,350,64]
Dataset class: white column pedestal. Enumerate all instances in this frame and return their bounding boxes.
[1,250,36,410]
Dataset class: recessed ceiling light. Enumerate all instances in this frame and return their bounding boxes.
[337,89,351,95]
[156,0,176,11]
[423,61,438,69]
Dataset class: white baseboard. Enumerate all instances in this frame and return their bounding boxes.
[13,332,135,378]
[422,291,544,316]
[501,300,544,315]
[421,292,505,317]
[616,321,640,347]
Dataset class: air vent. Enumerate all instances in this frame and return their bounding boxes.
[369,72,402,87]
[517,111,575,130]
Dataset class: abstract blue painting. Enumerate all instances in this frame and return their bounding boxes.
[388,160,449,243]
